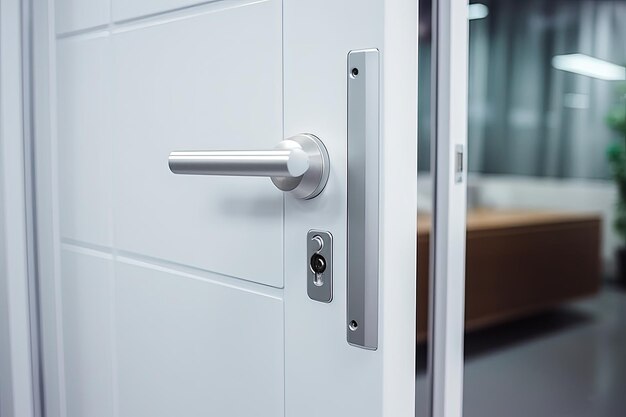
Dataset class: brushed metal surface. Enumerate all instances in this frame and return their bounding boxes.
[169,149,309,177]
[307,230,333,303]
[346,49,380,350]
[168,133,329,199]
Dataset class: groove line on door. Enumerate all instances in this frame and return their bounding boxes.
[60,238,284,298]
[114,250,284,299]
[56,0,269,40]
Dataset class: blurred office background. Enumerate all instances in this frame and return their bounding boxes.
[417,0,626,416]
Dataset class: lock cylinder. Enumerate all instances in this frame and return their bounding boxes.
[310,253,327,275]
[306,230,333,303]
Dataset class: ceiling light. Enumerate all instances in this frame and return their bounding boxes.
[552,54,626,81]
[468,3,489,20]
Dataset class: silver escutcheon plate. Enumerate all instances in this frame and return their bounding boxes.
[307,230,333,303]
[347,49,380,350]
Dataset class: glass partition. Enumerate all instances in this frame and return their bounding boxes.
[418,1,626,416]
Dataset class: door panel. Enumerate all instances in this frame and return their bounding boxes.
[115,261,284,417]
[112,0,217,22]
[58,1,283,287]
[53,2,285,416]
[58,248,284,417]
[55,0,110,34]
[111,0,283,287]
[56,0,284,287]
[57,35,113,247]
[60,248,115,417]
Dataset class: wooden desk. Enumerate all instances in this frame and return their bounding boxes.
[417,210,601,341]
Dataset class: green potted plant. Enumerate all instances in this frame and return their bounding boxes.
[606,82,626,286]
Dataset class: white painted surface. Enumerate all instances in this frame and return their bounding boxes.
[55,0,109,34]
[32,2,66,416]
[31,0,418,416]
[60,249,114,417]
[57,35,113,247]
[113,0,210,22]
[111,1,283,287]
[283,0,417,416]
[0,1,36,416]
[115,260,284,417]
[380,0,419,413]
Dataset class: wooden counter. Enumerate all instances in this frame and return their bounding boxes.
[417,210,602,341]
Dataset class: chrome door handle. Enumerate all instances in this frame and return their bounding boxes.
[169,133,330,199]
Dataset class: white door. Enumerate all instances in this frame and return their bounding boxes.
[28,0,418,417]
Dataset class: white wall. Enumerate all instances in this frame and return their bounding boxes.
[418,173,619,278]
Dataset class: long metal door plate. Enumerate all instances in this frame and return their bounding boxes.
[347,49,380,350]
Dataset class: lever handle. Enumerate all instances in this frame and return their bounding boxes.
[168,149,310,177]
[168,133,330,200]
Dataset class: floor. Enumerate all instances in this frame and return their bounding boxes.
[416,287,626,417]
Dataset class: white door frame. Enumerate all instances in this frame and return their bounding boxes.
[0,0,38,416]
[428,0,468,417]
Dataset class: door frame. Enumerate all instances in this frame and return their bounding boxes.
[0,0,39,416]
[428,0,468,416]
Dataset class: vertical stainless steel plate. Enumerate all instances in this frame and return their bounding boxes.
[346,49,380,350]
[307,230,333,303]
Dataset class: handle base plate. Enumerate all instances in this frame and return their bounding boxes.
[271,134,330,200]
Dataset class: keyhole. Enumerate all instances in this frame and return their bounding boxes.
[310,253,327,274]
[314,272,324,287]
